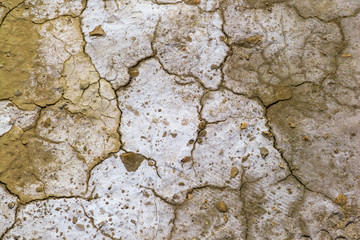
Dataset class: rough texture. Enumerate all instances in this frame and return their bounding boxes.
[1,0,360,239]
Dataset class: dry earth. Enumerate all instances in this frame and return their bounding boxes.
[1,0,360,239]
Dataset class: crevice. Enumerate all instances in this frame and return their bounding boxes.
[218,0,233,88]
[30,172,48,198]
[187,89,208,173]
[17,194,93,206]
[0,181,20,201]
[155,55,208,90]
[167,205,179,240]
[143,183,240,209]
[81,204,120,240]
[0,1,23,28]
[255,95,338,205]
[287,2,360,23]
[0,204,19,239]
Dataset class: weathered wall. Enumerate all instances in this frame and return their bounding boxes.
[1,0,360,239]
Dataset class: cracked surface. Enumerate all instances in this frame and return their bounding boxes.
[1,0,360,239]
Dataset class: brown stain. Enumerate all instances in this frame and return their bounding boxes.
[0,12,107,203]
[1,0,23,9]
[0,127,50,202]
[273,86,292,101]
[267,83,360,215]
[120,152,146,172]
[1,8,85,110]
[0,15,39,104]
[0,97,121,202]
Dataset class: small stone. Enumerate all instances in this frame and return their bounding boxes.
[36,186,44,192]
[43,118,51,128]
[335,193,347,205]
[181,156,192,163]
[279,162,285,169]
[246,35,262,45]
[14,90,22,97]
[120,152,146,172]
[80,82,90,90]
[303,135,309,141]
[216,201,228,212]
[289,122,296,128]
[223,215,228,223]
[75,224,85,231]
[324,133,329,139]
[198,121,206,130]
[341,53,352,58]
[261,131,273,138]
[198,129,207,137]
[260,147,269,158]
[129,69,139,78]
[210,64,218,69]
[8,202,15,209]
[230,167,239,178]
[240,122,247,130]
[242,154,250,162]
[89,25,105,37]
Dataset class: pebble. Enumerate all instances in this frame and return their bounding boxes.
[242,154,250,162]
[230,167,239,178]
[246,35,262,45]
[261,131,273,138]
[335,193,347,205]
[341,53,352,58]
[240,122,247,130]
[129,69,139,78]
[324,133,329,139]
[7,202,15,209]
[75,224,85,231]
[216,201,228,212]
[260,147,269,158]
[89,25,105,37]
